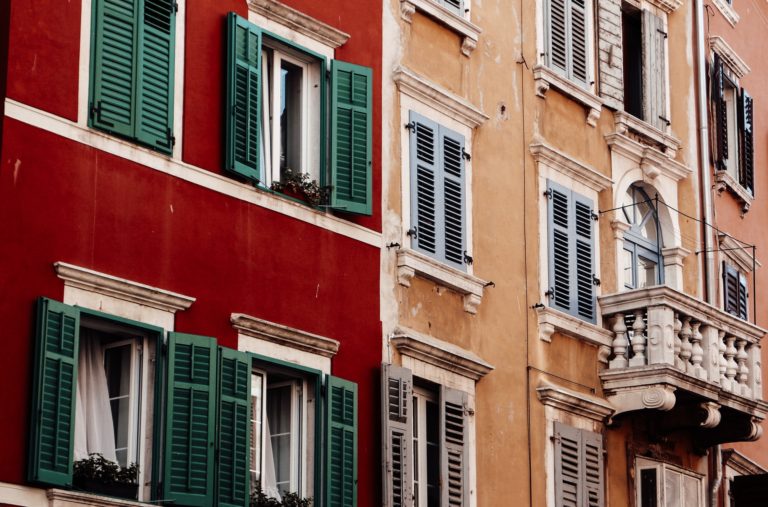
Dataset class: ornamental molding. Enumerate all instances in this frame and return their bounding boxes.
[645,0,682,14]
[710,0,740,27]
[535,306,614,362]
[532,65,602,127]
[248,0,350,49]
[398,0,482,56]
[54,262,195,313]
[48,489,147,507]
[391,325,494,381]
[710,36,750,79]
[611,111,682,159]
[605,131,691,184]
[537,382,615,422]
[715,170,753,213]
[719,233,761,274]
[393,66,489,128]
[722,449,768,476]
[231,313,340,358]
[530,140,613,193]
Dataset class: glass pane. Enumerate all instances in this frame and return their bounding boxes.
[665,469,681,507]
[624,249,635,288]
[104,344,132,467]
[280,60,303,177]
[682,475,700,507]
[640,468,658,507]
[426,400,439,507]
[638,256,658,288]
[267,383,293,495]
[623,188,634,223]
[250,372,264,492]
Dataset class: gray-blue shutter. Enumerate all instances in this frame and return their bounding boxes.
[410,111,439,257]
[643,10,667,130]
[554,423,604,507]
[573,193,595,322]
[440,125,466,270]
[570,0,589,86]
[547,180,572,314]
[382,364,413,507]
[440,387,468,507]
[546,0,588,87]
[440,0,464,15]
[547,0,569,76]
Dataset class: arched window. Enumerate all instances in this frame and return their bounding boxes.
[622,185,663,289]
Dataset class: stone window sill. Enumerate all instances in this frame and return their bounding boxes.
[532,65,602,127]
[535,306,614,363]
[613,111,681,159]
[715,170,753,213]
[396,248,488,314]
[399,0,482,56]
[48,489,151,507]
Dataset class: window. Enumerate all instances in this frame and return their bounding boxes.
[553,422,604,507]
[225,13,373,215]
[723,262,748,320]
[621,4,668,130]
[546,180,596,322]
[89,0,176,154]
[713,53,755,195]
[408,110,468,271]
[544,0,590,88]
[382,364,470,507]
[621,186,663,290]
[636,458,703,507]
[436,0,464,15]
[28,298,358,507]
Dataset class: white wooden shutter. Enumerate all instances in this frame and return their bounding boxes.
[554,423,604,507]
[382,364,414,507]
[441,0,463,15]
[642,11,667,130]
[440,387,469,507]
[738,271,749,321]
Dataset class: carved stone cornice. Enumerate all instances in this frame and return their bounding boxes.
[399,0,482,56]
[722,449,768,475]
[231,313,340,358]
[530,140,613,193]
[537,382,614,422]
[532,65,602,127]
[710,36,750,78]
[645,0,682,14]
[535,306,614,363]
[719,233,760,274]
[248,0,350,49]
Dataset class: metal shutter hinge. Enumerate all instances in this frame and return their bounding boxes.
[463,251,474,265]
[406,227,418,239]
[657,29,668,39]
[543,188,553,199]
[404,121,415,131]
[167,128,176,147]
[659,116,671,127]
[593,275,601,287]
[461,148,471,161]
[545,287,555,298]
[591,211,599,221]
[89,101,101,119]
[170,0,178,13]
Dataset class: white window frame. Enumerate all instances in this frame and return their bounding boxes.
[412,385,440,507]
[635,457,705,507]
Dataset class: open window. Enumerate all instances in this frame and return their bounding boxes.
[636,458,703,507]
[621,185,663,290]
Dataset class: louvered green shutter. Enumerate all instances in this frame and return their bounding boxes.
[217,347,251,507]
[330,60,373,215]
[225,13,261,182]
[382,364,413,507]
[90,0,139,137]
[410,111,439,257]
[713,55,728,170]
[548,180,572,314]
[28,298,80,487]
[440,387,468,507]
[739,89,754,195]
[326,375,358,507]
[643,11,667,130]
[164,333,218,506]
[573,193,595,322]
[441,126,466,269]
[135,0,176,153]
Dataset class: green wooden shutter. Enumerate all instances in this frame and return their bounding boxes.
[382,364,413,507]
[135,0,176,153]
[326,375,358,507]
[573,193,595,322]
[28,298,80,487]
[643,11,667,130]
[440,387,468,507]
[739,89,754,195]
[547,180,572,314]
[440,125,467,270]
[217,347,251,507]
[90,0,138,137]
[330,60,373,215]
[225,13,262,182]
[713,55,728,170]
[164,333,218,507]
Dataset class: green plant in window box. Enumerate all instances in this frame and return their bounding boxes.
[73,453,139,500]
[269,169,330,207]
[250,481,312,507]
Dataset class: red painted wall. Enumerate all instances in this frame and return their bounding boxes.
[0,0,10,141]
[6,0,80,121]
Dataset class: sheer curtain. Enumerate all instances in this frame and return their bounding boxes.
[263,417,281,501]
[74,336,117,462]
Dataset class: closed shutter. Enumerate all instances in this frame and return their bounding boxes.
[164,333,218,507]
[440,0,463,15]
[326,375,358,507]
[713,55,728,170]
[547,0,589,86]
[570,0,589,86]
[739,89,754,195]
[28,298,80,487]
[554,423,604,507]
[217,347,251,507]
[643,11,667,130]
[548,181,572,314]
[440,387,468,507]
[596,0,624,109]
[90,0,138,138]
[225,13,261,182]
[410,111,439,256]
[548,0,569,76]
[723,263,741,318]
[441,127,466,268]
[574,194,595,321]
[382,364,414,507]
[330,60,373,215]
[135,0,175,153]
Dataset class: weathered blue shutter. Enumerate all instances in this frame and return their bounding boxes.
[382,364,413,507]
[547,181,572,314]
[225,13,261,182]
[441,126,466,270]
[326,375,358,507]
[440,0,463,15]
[135,0,175,153]
[573,193,595,322]
[739,89,754,195]
[90,0,138,137]
[570,0,589,86]
[330,60,373,215]
[440,387,468,507]
[217,347,251,507]
[409,111,439,257]
[548,0,569,76]
[28,298,80,487]
[164,333,218,506]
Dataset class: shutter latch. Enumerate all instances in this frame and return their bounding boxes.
[461,148,471,161]
[407,227,418,239]
[658,116,671,127]
[167,128,176,148]
[543,188,553,199]
[89,101,101,119]
[591,211,599,221]
[404,121,415,131]
[463,251,474,265]
[170,0,178,13]
[545,287,555,298]
[657,28,668,39]
[593,275,601,287]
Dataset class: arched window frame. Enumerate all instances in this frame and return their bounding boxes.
[622,186,664,290]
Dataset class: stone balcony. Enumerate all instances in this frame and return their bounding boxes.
[599,286,768,445]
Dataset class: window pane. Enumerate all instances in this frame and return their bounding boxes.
[280,60,303,177]
[641,468,658,507]
[268,384,293,495]
[250,372,264,492]
[624,249,635,288]
[682,475,700,507]
[104,344,132,468]
[664,469,681,507]
[426,399,439,507]
[638,256,658,288]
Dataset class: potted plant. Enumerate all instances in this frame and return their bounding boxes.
[73,453,139,500]
[250,481,312,507]
[270,169,329,207]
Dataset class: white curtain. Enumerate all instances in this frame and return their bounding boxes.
[263,417,281,501]
[74,337,117,462]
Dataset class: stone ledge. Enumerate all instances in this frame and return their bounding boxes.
[535,306,614,363]
[399,0,482,56]
[537,382,614,422]
[715,170,753,213]
[396,248,489,314]
[605,131,691,183]
[533,65,602,127]
[48,489,150,507]
[612,110,681,159]
[530,140,613,193]
[248,0,350,49]
[231,313,340,358]
[710,36,750,78]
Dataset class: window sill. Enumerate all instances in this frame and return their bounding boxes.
[535,306,613,363]
[532,65,602,127]
[612,111,681,158]
[715,170,753,213]
[399,0,482,56]
[396,248,489,314]
[47,489,150,507]
[711,0,740,26]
